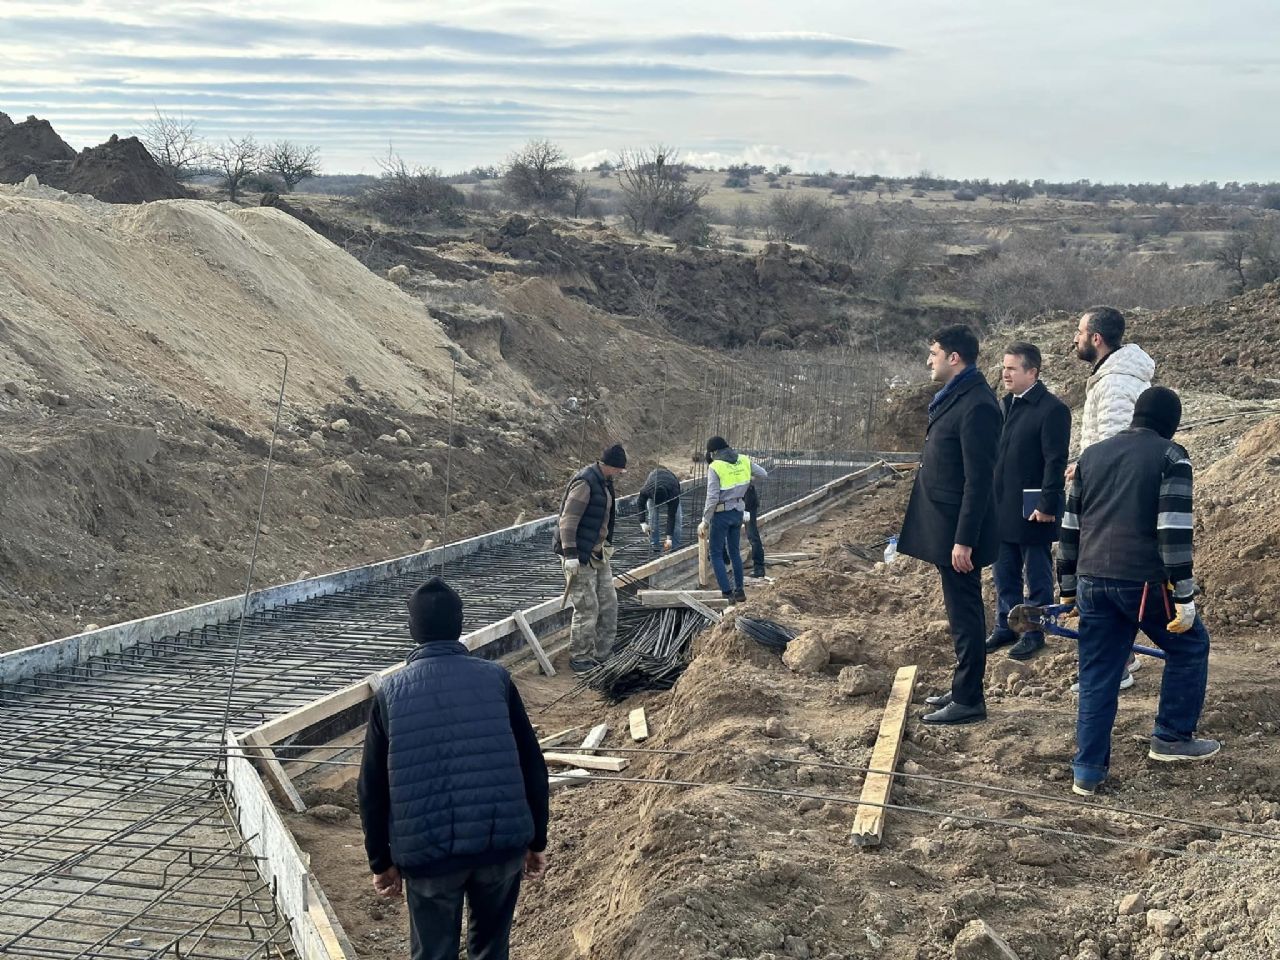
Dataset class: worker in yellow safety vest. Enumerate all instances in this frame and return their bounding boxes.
[699,436,768,603]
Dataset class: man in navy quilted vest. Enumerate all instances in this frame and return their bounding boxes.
[357,577,550,960]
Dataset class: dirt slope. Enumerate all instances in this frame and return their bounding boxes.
[0,185,719,649]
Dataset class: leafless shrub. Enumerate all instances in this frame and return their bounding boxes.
[615,145,710,237]
[356,150,464,226]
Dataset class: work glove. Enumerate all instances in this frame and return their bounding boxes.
[663,536,672,551]
[1168,600,1196,633]
[602,544,615,562]
[563,557,580,575]
[697,520,708,538]
[743,511,751,522]
[640,522,651,536]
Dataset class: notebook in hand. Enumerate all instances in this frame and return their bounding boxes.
[1022,489,1041,520]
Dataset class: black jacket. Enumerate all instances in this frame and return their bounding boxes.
[993,380,1072,545]
[357,641,549,878]
[552,463,616,563]
[1058,428,1196,600]
[898,370,1001,568]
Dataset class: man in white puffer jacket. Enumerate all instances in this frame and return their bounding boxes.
[1073,306,1156,456]
[1068,305,1155,691]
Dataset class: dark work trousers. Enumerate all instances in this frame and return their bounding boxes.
[992,541,1054,641]
[937,564,987,707]
[405,856,524,960]
[722,514,766,576]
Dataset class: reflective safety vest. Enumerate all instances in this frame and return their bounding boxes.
[709,455,752,490]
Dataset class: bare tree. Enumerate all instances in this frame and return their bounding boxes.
[139,109,204,181]
[1212,232,1250,291]
[570,178,592,218]
[615,145,709,236]
[502,138,573,210]
[209,136,261,203]
[264,141,321,192]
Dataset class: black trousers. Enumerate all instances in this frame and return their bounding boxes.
[405,856,523,960]
[937,564,987,707]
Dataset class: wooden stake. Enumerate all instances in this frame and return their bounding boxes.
[697,527,710,589]
[514,609,556,676]
[850,664,919,848]
[628,707,649,742]
[243,731,307,814]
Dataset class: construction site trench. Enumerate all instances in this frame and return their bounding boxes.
[0,460,883,960]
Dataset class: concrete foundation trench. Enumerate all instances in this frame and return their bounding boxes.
[0,460,896,959]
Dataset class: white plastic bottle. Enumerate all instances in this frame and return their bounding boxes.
[883,536,898,564]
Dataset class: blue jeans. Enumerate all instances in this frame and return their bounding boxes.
[1074,576,1210,784]
[992,541,1053,641]
[709,509,744,594]
[647,500,683,551]
[405,855,524,960]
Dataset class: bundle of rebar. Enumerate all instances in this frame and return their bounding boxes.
[735,616,797,652]
[584,607,709,701]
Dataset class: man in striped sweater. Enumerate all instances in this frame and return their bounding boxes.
[1056,386,1218,797]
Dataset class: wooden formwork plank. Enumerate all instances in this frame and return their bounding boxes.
[638,590,729,610]
[850,664,919,848]
[548,723,607,790]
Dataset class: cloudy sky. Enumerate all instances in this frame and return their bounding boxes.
[3,0,1277,182]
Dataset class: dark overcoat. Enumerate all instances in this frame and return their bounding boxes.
[993,379,1072,545]
[898,371,1001,568]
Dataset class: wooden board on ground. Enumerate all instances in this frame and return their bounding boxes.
[677,591,724,624]
[514,609,556,676]
[538,726,582,748]
[543,753,629,772]
[766,552,817,562]
[628,707,649,742]
[549,723,607,790]
[242,731,308,814]
[850,664,919,848]
[638,590,729,610]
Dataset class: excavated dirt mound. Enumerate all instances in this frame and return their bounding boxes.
[59,134,188,203]
[0,111,75,183]
[0,113,188,203]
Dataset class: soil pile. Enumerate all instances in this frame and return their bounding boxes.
[0,112,188,203]
[0,112,75,183]
[60,134,189,203]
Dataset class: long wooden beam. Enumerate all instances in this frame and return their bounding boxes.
[851,664,918,848]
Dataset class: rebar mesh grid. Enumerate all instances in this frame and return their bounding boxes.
[0,464,856,957]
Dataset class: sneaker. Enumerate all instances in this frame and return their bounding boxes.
[721,591,735,604]
[569,657,600,674]
[984,629,1018,653]
[1128,654,1142,673]
[752,570,767,579]
[1148,737,1221,763]
[733,589,747,603]
[1007,634,1045,661]
[1070,671,1134,694]
[1072,777,1102,797]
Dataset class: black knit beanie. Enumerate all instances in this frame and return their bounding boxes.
[601,443,627,468]
[706,435,728,455]
[408,576,464,644]
[1131,386,1181,440]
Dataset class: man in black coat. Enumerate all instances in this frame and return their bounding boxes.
[897,325,1001,724]
[987,342,1072,661]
